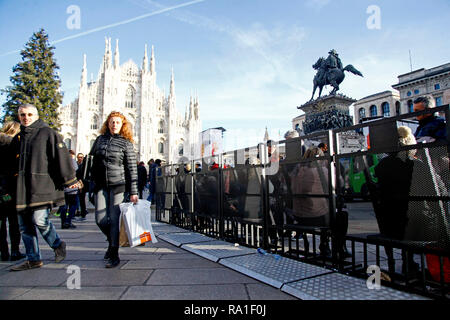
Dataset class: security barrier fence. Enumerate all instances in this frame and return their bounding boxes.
[155,104,450,299]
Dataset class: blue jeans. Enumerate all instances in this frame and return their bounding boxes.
[18,208,62,262]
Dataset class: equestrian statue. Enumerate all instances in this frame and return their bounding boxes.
[310,49,363,100]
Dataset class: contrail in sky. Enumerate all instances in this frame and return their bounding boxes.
[0,0,207,57]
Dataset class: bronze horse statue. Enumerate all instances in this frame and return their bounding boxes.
[310,57,363,100]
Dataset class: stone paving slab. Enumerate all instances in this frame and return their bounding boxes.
[246,283,298,300]
[152,225,189,235]
[159,253,210,260]
[13,286,128,300]
[146,267,260,286]
[121,284,250,300]
[0,287,33,300]
[122,256,221,270]
[281,272,430,300]
[154,246,189,254]
[76,269,153,287]
[219,254,333,289]
[157,232,216,247]
[181,240,256,262]
[0,264,70,287]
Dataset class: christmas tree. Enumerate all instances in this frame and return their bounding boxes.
[1,28,63,129]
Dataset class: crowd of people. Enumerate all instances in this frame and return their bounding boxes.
[0,105,163,270]
[166,95,448,271]
[0,95,447,277]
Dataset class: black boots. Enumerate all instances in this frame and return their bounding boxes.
[105,246,120,268]
[104,244,112,260]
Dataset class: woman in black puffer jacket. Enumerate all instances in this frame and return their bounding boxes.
[89,111,138,268]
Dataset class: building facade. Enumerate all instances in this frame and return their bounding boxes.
[353,90,401,124]
[58,38,202,163]
[392,62,450,114]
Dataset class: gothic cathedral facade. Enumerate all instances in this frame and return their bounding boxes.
[58,38,202,163]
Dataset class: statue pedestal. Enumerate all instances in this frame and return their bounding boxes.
[295,93,365,153]
[297,94,356,135]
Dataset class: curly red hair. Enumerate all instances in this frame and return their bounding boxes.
[100,111,134,143]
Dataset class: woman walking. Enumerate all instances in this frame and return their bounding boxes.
[89,111,138,268]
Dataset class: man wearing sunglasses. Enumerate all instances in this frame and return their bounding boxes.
[8,104,79,271]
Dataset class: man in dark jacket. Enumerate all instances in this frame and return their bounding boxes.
[137,161,147,199]
[413,95,447,143]
[8,104,79,271]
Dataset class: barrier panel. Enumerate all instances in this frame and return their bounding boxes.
[155,104,450,299]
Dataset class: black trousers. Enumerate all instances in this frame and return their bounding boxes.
[0,201,21,255]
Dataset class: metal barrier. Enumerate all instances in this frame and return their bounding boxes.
[155,104,450,299]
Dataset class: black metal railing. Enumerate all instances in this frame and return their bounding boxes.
[154,104,450,299]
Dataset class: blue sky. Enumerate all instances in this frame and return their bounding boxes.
[1,0,449,151]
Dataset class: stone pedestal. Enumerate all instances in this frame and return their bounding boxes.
[297,94,356,135]
[295,94,365,153]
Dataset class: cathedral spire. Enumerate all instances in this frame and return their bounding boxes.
[107,37,112,68]
[103,37,112,69]
[81,53,87,87]
[189,94,193,119]
[264,127,270,142]
[194,92,199,120]
[114,39,120,69]
[142,44,148,73]
[150,45,155,75]
[169,67,175,97]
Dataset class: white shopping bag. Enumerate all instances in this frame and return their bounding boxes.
[119,199,158,247]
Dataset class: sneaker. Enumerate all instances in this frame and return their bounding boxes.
[69,223,77,229]
[61,223,70,229]
[10,260,43,271]
[54,241,66,263]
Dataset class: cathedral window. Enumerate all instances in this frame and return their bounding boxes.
[125,86,135,108]
[158,142,164,154]
[158,120,164,134]
[64,138,72,149]
[91,115,98,130]
[178,144,184,156]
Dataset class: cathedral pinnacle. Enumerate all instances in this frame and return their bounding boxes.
[143,44,148,73]
[150,45,155,75]
[170,67,175,97]
[81,54,87,87]
[114,39,120,69]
